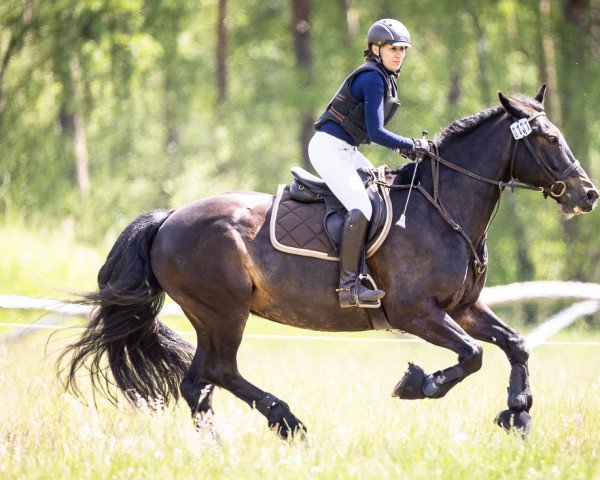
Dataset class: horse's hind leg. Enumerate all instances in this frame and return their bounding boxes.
[392,300,483,400]
[179,335,216,429]
[457,301,532,434]
[204,321,306,439]
[181,305,306,440]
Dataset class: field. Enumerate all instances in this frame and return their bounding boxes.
[1,224,599,479]
[1,316,599,480]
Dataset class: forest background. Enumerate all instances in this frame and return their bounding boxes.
[1,0,599,296]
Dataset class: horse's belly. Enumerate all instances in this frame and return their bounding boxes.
[247,252,372,332]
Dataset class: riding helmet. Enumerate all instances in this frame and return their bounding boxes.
[367,19,411,48]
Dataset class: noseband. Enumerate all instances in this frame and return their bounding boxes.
[508,111,580,198]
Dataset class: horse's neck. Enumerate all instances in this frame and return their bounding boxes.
[433,120,511,242]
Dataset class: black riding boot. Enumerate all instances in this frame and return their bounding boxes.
[337,209,385,308]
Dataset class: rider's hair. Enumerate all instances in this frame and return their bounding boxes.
[363,43,378,61]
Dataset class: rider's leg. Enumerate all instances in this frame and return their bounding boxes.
[351,148,376,170]
[308,132,384,307]
[308,132,373,220]
[337,209,385,307]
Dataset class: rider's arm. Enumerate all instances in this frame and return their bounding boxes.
[352,71,414,150]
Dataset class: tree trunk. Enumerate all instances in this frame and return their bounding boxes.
[23,0,34,21]
[558,0,591,280]
[216,0,229,104]
[70,57,90,198]
[338,0,359,39]
[0,0,34,125]
[337,0,359,71]
[164,69,180,156]
[467,9,491,105]
[538,0,561,121]
[591,0,600,56]
[291,0,313,69]
[290,0,314,170]
[161,17,181,164]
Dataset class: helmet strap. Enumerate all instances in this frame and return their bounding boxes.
[371,44,381,63]
[370,43,400,77]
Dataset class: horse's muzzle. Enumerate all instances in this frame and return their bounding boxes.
[563,177,599,215]
[586,187,599,211]
[573,186,600,214]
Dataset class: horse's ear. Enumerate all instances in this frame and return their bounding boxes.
[534,83,547,105]
[498,91,519,117]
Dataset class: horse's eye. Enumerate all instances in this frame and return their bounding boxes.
[548,136,559,144]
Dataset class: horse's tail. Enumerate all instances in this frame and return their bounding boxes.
[58,210,195,406]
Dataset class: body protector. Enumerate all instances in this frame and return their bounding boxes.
[314,61,400,145]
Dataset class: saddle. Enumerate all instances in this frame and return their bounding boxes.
[270,166,393,261]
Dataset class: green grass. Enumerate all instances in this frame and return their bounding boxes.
[2,222,600,478]
[0,221,105,297]
[1,326,599,479]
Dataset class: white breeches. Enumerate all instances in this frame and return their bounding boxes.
[308,131,375,221]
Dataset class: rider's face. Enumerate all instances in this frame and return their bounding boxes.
[373,44,407,72]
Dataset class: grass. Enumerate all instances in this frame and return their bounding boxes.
[1,324,599,479]
[1,221,599,478]
[0,221,105,298]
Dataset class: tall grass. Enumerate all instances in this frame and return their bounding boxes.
[1,328,599,479]
[2,223,599,478]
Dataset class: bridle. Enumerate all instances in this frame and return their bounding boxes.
[382,109,581,280]
[427,110,580,199]
[507,111,580,198]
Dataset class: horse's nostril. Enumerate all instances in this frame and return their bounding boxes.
[587,189,599,205]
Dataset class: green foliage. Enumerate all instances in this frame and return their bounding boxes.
[1,0,599,283]
[0,222,104,297]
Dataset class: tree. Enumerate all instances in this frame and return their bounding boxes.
[555,0,594,280]
[290,0,314,170]
[216,0,229,104]
[537,0,561,121]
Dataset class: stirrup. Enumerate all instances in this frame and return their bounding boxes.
[357,273,384,307]
[337,275,383,309]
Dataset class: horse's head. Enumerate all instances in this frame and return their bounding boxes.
[498,85,598,216]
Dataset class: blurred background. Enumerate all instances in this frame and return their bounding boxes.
[1,0,599,300]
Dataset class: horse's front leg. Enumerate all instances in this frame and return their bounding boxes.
[392,299,483,400]
[457,300,532,435]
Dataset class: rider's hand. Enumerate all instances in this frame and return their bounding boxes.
[397,147,412,158]
[411,138,432,158]
[397,139,432,161]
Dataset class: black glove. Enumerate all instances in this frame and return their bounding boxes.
[411,138,431,157]
[397,139,432,161]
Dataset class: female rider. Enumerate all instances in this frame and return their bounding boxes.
[309,18,431,308]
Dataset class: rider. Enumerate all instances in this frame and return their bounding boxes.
[309,18,432,308]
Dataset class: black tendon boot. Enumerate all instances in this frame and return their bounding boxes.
[337,209,385,308]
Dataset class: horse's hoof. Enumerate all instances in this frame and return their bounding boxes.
[192,411,221,442]
[495,409,531,437]
[271,419,308,441]
[267,402,307,441]
[391,362,426,399]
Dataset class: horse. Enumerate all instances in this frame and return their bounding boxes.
[59,85,598,439]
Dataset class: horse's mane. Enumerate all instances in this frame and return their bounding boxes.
[435,94,543,146]
[392,93,544,182]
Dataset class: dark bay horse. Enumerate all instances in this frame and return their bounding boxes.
[60,85,598,438]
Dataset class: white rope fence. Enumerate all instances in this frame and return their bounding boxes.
[1,281,599,348]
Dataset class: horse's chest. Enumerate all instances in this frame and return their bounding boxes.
[408,235,481,309]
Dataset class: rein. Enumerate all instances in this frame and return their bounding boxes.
[382,110,581,282]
